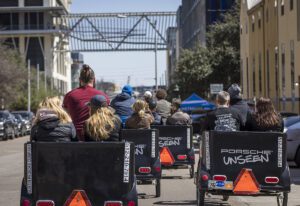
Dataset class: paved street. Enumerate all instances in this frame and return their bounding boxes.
[1,137,300,206]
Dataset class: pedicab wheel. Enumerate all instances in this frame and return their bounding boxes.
[196,189,205,206]
[277,192,288,206]
[189,165,194,178]
[155,179,161,197]
[222,195,229,201]
[295,147,300,167]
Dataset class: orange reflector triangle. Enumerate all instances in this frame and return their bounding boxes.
[160,147,175,166]
[64,190,92,206]
[233,168,260,195]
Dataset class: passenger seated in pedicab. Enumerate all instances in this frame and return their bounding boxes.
[155,89,171,119]
[166,98,192,125]
[148,99,162,125]
[143,91,153,104]
[31,96,77,142]
[125,100,154,129]
[84,95,122,141]
[246,97,284,132]
[203,91,244,131]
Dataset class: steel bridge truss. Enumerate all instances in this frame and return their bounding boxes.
[60,12,177,52]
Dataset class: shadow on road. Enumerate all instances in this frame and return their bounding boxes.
[161,176,191,180]
[153,198,231,206]
[153,200,196,205]
[290,167,300,185]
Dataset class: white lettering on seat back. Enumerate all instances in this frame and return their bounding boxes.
[151,131,156,158]
[278,136,283,168]
[123,142,131,183]
[26,144,32,194]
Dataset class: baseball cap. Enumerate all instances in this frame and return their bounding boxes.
[227,84,242,100]
[122,85,133,96]
[144,91,152,98]
[86,95,108,108]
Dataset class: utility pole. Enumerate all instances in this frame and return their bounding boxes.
[154,20,158,91]
[37,64,40,91]
[44,67,47,91]
[27,60,31,112]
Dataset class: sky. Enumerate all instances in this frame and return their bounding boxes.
[71,0,181,87]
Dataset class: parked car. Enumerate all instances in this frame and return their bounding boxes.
[0,110,16,140]
[12,114,27,137]
[11,111,34,134]
[285,119,300,167]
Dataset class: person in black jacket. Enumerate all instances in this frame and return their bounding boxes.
[203,91,243,131]
[227,84,252,127]
[246,97,283,132]
[148,99,162,125]
[31,97,77,142]
[84,95,121,141]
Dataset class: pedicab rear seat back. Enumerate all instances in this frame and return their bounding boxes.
[201,131,291,193]
[120,129,161,179]
[151,125,194,166]
[23,142,137,206]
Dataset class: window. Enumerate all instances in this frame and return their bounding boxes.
[298,0,300,40]
[281,44,286,110]
[275,47,279,97]
[259,53,262,94]
[25,12,44,30]
[26,37,44,71]
[281,0,285,16]
[25,0,43,6]
[0,13,19,30]
[258,11,261,29]
[266,50,270,96]
[266,8,269,22]
[253,56,256,96]
[0,0,18,7]
[3,38,19,49]
[240,25,243,34]
[290,0,294,10]
[246,57,249,98]
[252,15,255,32]
[291,40,295,110]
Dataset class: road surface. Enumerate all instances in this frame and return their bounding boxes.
[1,137,300,206]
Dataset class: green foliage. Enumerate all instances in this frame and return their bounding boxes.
[175,45,212,99]
[0,43,60,112]
[173,2,240,98]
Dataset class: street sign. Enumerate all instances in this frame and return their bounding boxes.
[210,84,223,94]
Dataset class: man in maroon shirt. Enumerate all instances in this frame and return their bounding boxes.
[63,64,110,141]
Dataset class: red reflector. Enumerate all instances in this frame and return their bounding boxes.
[202,175,209,181]
[36,200,55,206]
[22,199,31,206]
[63,190,92,206]
[265,177,279,184]
[177,155,187,160]
[160,147,175,166]
[104,201,123,206]
[127,201,136,206]
[213,175,227,181]
[138,167,151,174]
[154,166,161,173]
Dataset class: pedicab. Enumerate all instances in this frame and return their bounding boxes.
[195,131,291,206]
[152,125,195,178]
[20,141,138,206]
[120,129,161,197]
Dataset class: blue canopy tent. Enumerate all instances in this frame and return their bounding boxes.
[180,93,215,112]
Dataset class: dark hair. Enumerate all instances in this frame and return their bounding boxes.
[254,97,281,128]
[171,98,181,112]
[156,89,167,100]
[148,100,157,110]
[79,64,95,84]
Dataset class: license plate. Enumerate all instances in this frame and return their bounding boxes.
[208,180,233,190]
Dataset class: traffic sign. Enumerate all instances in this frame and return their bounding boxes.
[210,84,223,94]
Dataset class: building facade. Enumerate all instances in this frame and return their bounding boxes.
[71,52,83,89]
[240,0,300,112]
[0,0,72,94]
[167,0,235,87]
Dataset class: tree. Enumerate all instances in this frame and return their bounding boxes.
[174,45,212,99]
[207,2,240,89]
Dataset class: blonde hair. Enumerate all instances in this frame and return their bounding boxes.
[85,106,116,141]
[132,100,148,118]
[37,96,72,124]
